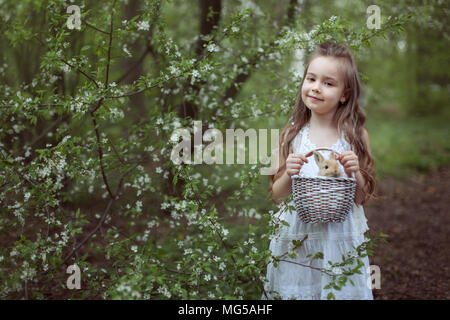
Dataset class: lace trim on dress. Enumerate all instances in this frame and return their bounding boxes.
[304,121,344,151]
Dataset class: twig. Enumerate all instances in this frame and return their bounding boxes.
[107,136,126,166]
[105,25,232,100]
[277,259,335,276]
[104,0,117,89]
[61,59,100,89]
[61,197,115,265]
[84,20,110,35]
[32,35,100,89]
[90,112,115,200]
[30,115,65,147]
[60,163,137,265]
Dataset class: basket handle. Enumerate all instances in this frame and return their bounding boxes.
[303,147,356,179]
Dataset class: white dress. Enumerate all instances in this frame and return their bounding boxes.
[263,122,374,300]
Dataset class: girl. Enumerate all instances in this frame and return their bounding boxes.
[263,41,377,300]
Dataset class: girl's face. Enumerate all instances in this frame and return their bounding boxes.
[301,56,347,116]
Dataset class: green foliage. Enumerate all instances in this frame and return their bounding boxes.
[368,115,450,179]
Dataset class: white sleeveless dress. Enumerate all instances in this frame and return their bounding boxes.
[263,122,374,300]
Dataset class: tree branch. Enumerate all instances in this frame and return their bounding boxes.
[84,20,110,35]
[104,0,117,89]
[90,108,115,200]
[195,0,222,57]
[115,0,162,85]
[219,1,300,108]
[61,58,100,89]
[60,163,137,266]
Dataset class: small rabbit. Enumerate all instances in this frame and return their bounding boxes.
[313,151,343,178]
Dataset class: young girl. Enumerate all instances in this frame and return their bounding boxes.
[263,41,377,300]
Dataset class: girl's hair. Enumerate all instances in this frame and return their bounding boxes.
[268,41,377,206]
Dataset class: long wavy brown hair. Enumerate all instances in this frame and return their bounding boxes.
[268,41,378,206]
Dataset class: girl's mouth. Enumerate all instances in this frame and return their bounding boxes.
[308,95,323,101]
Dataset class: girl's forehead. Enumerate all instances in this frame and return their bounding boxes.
[307,56,345,82]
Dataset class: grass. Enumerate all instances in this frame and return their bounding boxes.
[367,114,450,180]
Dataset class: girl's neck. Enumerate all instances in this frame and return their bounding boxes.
[308,113,338,131]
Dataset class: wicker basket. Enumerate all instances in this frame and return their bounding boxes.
[291,147,356,224]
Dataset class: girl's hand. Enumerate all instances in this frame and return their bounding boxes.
[335,151,359,178]
[286,147,309,177]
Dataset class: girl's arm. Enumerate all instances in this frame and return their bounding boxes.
[271,170,292,203]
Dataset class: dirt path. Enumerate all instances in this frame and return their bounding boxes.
[365,166,450,300]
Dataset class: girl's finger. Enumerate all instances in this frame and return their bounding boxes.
[345,167,358,175]
[341,155,356,164]
[343,160,356,167]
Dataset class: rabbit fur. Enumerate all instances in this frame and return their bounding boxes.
[313,151,343,178]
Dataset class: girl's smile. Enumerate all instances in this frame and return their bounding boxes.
[307,95,324,102]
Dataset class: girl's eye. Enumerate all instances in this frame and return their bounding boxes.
[307,78,333,86]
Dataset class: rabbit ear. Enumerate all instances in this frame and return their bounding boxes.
[329,151,337,160]
[313,151,324,165]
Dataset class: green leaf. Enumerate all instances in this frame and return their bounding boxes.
[313,252,324,260]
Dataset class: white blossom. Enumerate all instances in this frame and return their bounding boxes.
[137,21,150,31]
[169,65,181,76]
[135,200,142,212]
[206,43,219,52]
